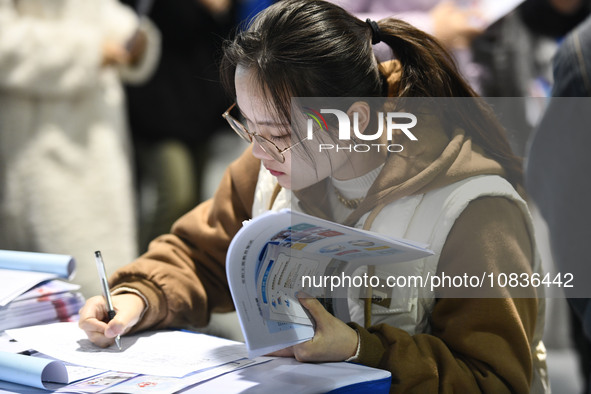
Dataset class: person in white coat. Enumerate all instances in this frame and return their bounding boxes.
[0,0,160,297]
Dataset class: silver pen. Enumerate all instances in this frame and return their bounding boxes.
[94,251,121,350]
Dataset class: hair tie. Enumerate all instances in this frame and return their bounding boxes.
[366,18,381,45]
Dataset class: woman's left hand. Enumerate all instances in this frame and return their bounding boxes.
[270,295,359,362]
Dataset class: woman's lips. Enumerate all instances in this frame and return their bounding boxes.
[265,166,285,177]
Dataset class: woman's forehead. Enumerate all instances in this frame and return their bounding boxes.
[235,66,281,123]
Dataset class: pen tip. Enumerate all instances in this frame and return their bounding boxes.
[115,335,122,351]
[94,250,101,257]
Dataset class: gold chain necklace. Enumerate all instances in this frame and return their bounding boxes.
[334,187,364,210]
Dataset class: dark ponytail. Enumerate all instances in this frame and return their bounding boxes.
[375,18,523,187]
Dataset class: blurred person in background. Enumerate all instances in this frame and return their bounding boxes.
[526,14,591,393]
[471,0,589,156]
[120,0,237,251]
[329,0,589,100]
[0,0,160,297]
[330,0,588,158]
[474,0,589,98]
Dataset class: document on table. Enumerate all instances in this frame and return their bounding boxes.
[48,371,138,393]
[33,354,107,385]
[6,322,249,378]
[0,351,67,390]
[97,358,269,394]
[0,352,104,390]
[0,269,59,307]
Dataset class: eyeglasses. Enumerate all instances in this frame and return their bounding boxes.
[222,102,307,163]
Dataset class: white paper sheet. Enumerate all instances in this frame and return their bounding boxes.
[479,0,526,26]
[6,323,248,378]
[0,332,30,354]
[457,0,526,28]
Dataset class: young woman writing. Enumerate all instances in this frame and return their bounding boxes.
[79,1,547,391]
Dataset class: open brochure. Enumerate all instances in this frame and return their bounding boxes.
[226,209,433,358]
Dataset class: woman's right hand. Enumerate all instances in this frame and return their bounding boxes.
[78,293,145,348]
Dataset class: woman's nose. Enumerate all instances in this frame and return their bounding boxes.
[251,139,274,161]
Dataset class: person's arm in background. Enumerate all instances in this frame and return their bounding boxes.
[325,0,433,31]
[101,0,160,85]
[526,15,591,336]
[0,0,103,96]
[0,0,158,97]
[325,0,484,50]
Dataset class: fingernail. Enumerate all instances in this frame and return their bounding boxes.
[105,327,118,338]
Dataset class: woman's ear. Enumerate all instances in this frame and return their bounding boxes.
[346,101,371,136]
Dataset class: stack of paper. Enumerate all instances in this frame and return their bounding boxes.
[0,250,82,331]
[0,280,84,331]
